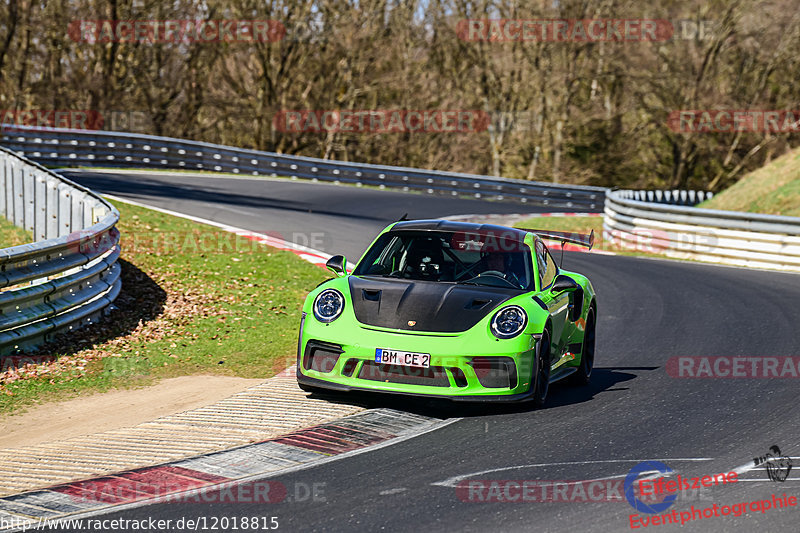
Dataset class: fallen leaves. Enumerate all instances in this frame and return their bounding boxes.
[0,202,328,403]
[0,259,219,392]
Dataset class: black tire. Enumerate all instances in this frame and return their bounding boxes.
[568,307,596,386]
[532,329,551,407]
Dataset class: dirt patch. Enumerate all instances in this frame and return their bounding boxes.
[0,375,263,449]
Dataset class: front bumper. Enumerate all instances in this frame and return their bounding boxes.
[296,372,538,403]
[296,314,539,402]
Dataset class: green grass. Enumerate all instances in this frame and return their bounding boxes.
[0,217,33,247]
[515,215,604,235]
[0,201,329,412]
[699,147,800,216]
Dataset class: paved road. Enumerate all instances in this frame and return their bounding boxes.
[62,170,588,261]
[61,170,800,532]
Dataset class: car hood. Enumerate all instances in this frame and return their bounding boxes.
[348,276,521,333]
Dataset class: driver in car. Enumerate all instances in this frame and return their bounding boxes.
[478,252,523,288]
[484,253,506,274]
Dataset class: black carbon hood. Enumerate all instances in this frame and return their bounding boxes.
[348,276,521,332]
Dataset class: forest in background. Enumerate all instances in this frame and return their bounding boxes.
[0,0,799,191]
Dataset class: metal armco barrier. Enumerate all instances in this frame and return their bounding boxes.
[0,145,121,355]
[604,189,800,273]
[1,126,607,210]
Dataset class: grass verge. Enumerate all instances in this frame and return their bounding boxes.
[699,147,800,216]
[0,217,33,247]
[0,201,328,413]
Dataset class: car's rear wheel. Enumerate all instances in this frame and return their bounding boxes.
[532,329,551,407]
[569,307,596,386]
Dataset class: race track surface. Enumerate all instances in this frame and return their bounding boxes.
[63,170,585,261]
[62,170,800,533]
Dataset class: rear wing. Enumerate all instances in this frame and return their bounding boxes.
[532,229,595,251]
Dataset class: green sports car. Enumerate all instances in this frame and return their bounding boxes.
[296,219,596,404]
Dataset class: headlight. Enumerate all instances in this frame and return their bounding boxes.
[313,289,345,323]
[490,305,527,339]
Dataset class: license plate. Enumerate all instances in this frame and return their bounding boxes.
[375,348,431,368]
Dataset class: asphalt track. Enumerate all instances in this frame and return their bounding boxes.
[62,169,583,261]
[60,170,800,532]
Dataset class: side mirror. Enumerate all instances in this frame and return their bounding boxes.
[325,255,347,277]
[551,274,579,293]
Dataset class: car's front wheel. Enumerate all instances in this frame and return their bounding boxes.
[532,329,551,407]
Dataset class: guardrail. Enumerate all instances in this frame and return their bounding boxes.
[0,125,607,210]
[0,145,121,355]
[5,123,796,285]
[604,189,800,273]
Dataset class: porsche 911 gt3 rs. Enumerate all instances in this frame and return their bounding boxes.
[296,219,596,405]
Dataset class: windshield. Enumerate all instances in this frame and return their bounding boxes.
[353,230,533,289]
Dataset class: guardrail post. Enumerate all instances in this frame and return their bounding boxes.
[34,171,47,240]
[0,158,7,219]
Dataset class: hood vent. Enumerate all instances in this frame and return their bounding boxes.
[362,289,382,301]
[465,298,491,310]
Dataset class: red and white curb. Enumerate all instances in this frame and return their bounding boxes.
[0,410,452,529]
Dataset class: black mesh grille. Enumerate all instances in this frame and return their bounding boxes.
[358,362,450,387]
[303,342,342,373]
[469,357,517,389]
[341,358,358,377]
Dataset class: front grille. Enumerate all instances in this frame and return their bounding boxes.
[341,358,358,377]
[303,341,342,373]
[358,361,450,387]
[469,357,517,389]
[451,367,468,387]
